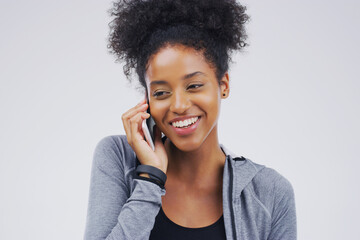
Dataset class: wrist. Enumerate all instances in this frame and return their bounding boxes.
[136,164,167,186]
[146,164,167,175]
[154,165,167,175]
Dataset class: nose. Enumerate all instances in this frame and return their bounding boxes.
[169,90,191,114]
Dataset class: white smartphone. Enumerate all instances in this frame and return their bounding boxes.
[141,103,156,151]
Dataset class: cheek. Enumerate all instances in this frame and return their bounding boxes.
[149,102,169,124]
[197,88,221,114]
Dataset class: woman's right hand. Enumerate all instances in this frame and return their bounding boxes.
[121,99,168,174]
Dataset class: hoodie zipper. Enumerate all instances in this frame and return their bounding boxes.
[228,156,238,239]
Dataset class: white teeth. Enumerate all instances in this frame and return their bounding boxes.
[172,117,199,128]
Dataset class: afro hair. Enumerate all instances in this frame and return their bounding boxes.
[108,0,249,88]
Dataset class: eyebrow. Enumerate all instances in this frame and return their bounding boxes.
[149,71,206,86]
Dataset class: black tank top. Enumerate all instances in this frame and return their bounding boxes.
[149,206,226,240]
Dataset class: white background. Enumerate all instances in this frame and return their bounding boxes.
[0,0,359,239]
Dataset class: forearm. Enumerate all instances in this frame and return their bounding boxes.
[104,179,165,240]
[84,136,166,240]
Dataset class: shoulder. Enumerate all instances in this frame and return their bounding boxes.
[252,163,294,195]
[245,159,295,216]
[92,135,136,172]
[94,135,132,155]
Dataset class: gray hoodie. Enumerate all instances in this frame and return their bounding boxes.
[84,135,296,240]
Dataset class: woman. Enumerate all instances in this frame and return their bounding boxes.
[84,0,297,239]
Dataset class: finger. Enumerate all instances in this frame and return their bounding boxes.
[123,99,147,120]
[124,100,146,123]
[122,103,148,133]
[122,102,148,143]
[137,98,147,105]
[129,112,150,143]
[153,126,168,173]
[122,116,133,144]
[122,103,148,123]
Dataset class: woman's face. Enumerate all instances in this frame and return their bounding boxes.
[145,44,229,151]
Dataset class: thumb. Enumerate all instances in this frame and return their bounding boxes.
[153,125,168,173]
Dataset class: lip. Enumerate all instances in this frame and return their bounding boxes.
[170,116,201,136]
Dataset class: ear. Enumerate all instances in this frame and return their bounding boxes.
[220,72,230,99]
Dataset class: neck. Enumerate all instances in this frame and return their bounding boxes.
[165,127,226,189]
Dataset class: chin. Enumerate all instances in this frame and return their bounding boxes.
[167,134,205,152]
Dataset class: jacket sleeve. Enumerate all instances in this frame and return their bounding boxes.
[84,136,166,240]
[267,175,297,240]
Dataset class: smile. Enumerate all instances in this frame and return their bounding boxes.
[171,117,199,128]
[169,116,201,136]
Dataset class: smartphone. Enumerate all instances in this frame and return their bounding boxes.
[141,100,156,151]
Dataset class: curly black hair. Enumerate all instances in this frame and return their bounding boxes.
[108,0,249,88]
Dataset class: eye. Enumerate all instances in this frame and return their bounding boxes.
[153,91,169,98]
[187,84,203,90]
